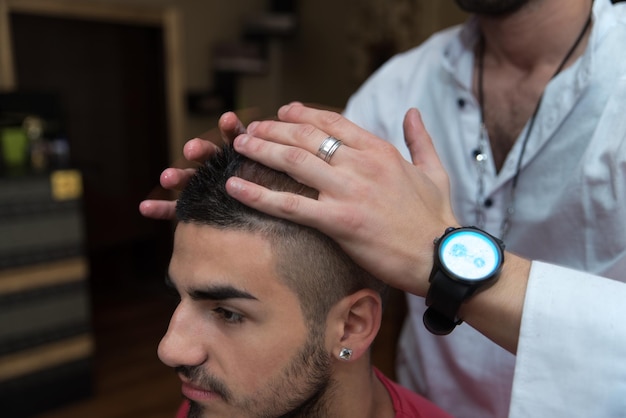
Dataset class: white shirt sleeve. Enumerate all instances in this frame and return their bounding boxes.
[510,261,626,417]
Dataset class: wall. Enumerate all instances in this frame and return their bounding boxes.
[93,0,467,138]
[110,0,467,143]
[75,0,267,145]
[273,0,468,112]
[3,0,467,153]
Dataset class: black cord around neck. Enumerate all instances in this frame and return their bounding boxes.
[475,5,593,237]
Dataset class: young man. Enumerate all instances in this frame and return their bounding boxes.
[160,144,452,418]
[142,1,626,416]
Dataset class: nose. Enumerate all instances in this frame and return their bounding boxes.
[158,302,208,368]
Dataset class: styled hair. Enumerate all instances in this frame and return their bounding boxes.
[176,144,388,331]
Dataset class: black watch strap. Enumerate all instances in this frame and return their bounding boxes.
[423,269,474,335]
[423,226,504,335]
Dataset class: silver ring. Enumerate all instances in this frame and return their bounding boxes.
[316,136,343,163]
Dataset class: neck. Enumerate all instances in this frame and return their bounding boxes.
[329,363,394,418]
[477,0,593,71]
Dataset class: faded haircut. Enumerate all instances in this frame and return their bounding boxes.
[176,144,388,331]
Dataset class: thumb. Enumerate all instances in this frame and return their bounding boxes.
[403,108,437,169]
[403,108,451,192]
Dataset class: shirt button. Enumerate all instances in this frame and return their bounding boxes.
[484,198,493,208]
[457,98,466,108]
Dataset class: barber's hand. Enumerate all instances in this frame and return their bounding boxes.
[227,103,457,296]
[139,111,246,219]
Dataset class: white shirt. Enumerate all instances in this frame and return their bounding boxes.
[343,0,626,416]
[511,262,626,417]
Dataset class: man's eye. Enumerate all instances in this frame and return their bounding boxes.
[214,307,244,324]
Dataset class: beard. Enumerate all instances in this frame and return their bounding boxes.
[454,0,531,15]
[179,330,335,418]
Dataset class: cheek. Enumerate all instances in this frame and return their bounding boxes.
[221,319,309,388]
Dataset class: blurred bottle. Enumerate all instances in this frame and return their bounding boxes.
[1,126,29,175]
[23,115,48,173]
[49,136,70,169]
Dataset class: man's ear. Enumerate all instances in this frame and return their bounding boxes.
[327,289,383,362]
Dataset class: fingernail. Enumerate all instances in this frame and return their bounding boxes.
[247,121,259,133]
[234,134,250,148]
[226,177,243,195]
[278,104,290,117]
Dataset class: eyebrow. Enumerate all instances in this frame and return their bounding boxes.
[165,274,258,301]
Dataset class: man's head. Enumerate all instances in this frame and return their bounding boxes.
[159,144,388,417]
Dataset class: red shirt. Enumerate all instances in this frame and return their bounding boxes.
[175,400,189,418]
[374,368,453,418]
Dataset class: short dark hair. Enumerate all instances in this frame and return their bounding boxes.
[176,144,388,331]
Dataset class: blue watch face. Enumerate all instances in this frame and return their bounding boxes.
[439,230,501,281]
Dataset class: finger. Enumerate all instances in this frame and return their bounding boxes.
[183,138,220,163]
[139,200,177,220]
[192,112,245,146]
[403,109,436,168]
[225,177,328,229]
[233,133,346,193]
[275,103,377,150]
[218,111,246,144]
[403,109,448,176]
[160,167,198,191]
[403,108,453,207]
[246,119,331,157]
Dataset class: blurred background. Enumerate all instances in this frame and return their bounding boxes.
[0,0,466,416]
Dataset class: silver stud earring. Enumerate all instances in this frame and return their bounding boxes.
[338,347,353,361]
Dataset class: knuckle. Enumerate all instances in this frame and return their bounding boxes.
[378,140,402,158]
[280,193,300,215]
[245,186,262,203]
[283,147,309,166]
[358,142,402,171]
[294,123,318,140]
[320,109,343,127]
[336,206,366,234]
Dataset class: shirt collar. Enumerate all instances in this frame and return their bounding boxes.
[441,17,479,90]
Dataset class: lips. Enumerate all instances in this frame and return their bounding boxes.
[181,381,222,402]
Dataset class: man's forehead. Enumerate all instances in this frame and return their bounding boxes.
[170,223,287,296]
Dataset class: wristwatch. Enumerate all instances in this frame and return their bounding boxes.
[423,226,505,335]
